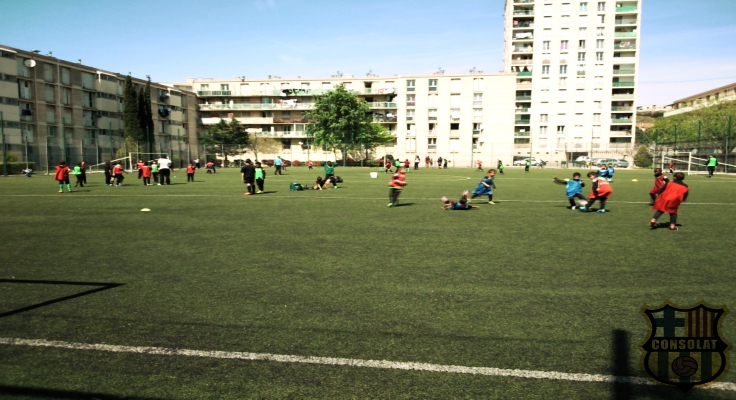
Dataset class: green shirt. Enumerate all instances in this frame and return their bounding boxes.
[151,164,159,173]
[73,166,82,175]
[322,162,336,175]
[499,164,504,170]
[707,157,717,167]
[255,168,265,180]
[525,162,530,166]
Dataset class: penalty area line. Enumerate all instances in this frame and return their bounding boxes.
[0,337,734,391]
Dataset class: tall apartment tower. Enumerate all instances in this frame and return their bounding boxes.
[503,0,639,162]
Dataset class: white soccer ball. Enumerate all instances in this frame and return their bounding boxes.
[579,200,588,207]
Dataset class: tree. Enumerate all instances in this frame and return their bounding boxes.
[651,100,736,154]
[138,77,155,153]
[122,75,142,141]
[303,85,372,165]
[633,145,652,168]
[204,118,250,163]
[251,136,283,161]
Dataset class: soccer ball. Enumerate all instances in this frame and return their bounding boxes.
[671,356,698,377]
[579,200,588,207]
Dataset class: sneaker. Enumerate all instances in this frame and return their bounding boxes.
[68,190,72,192]
[441,196,448,203]
[388,203,393,207]
[650,219,658,228]
[488,201,496,205]
[669,224,678,231]
[462,190,470,197]
[596,209,606,213]
[579,207,587,212]
[244,193,252,196]
[58,190,63,193]
[570,206,577,210]
[257,191,263,194]
[157,183,162,186]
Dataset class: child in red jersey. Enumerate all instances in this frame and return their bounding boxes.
[136,159,144,179]
[580,171,612,213]
[54,161,72,193]
[649,168,669,206]
[387,167,407,207]
[650,172,689,230]
[141,162,152,186]
[186,163,196,182]
[112,162,127,186]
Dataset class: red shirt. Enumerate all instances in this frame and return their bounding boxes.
[588,178,612,199]
[186,166,195,173]
[653,181,689,214]
[54,165,70,181]
[141,165,151,178]
[137,162,144,170]
[650,174,668,194]
[113,165,123,176]
[388,173,406,188]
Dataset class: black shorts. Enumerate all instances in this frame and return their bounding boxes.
[325,174,335,182]
[57,178,70,184]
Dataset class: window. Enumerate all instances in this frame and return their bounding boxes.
[579,27,587,37]
[562,3,570,12]
[561,40,569,50]
[428,137,437,150]
[61,67,70,85]
[281,111,291,119]
[544,29,552,38]
[47,108,55,123]
[407,95,416,106]
[541,80,551,90]
[428,94,438,106]
[428,123,436,134]
[43,64,53,82]
[598,15,605,24]
[405,138,416,151]
[593,113,601,122]
[428,109,438,120]
[407,79,415,91]
[540,126,548,136]
[579,16,588,25]
[557,126,566,135]
[64,108,72,125]
[282,139,291,149]
[578,52,586,61]
[596,39,604,49]
[558,114,567,123]
[301,83,310,89]
[406,124,416,136]
[597,27,605,36]
[451,95,461,107]
[542,65,550,75]
[596,52,604,61]
[579,40,586,49]
[47,126,57,137]
[561,29,570,39]
[473,78,484,91]
[544,4,553,14]
[81,72,94,89]
[473,93,483,105]
[473,123,483,135]
[449,138,460,152]
[540,103,549,113]
[321,82,331,90]
[576,101,584,112]
[543,41,550,50]
[594,101,602,110]
[595,77,604,88]
[559,77,568,87]
[45,84,54,103]
[159,120,165,133]
[62,88,71,105]
[451,109,460,120]
[385,81,396,90]
[580,2,588,12]
[221,84,230,91]
[451,79,461,92]
[201,84,209,91]
[407,110,415,121]
[429,79,437,91]
[598,2,605,11]
[544,16,552,27]
[558,102,568,112]
[577,79,586,89]
[560,65,568,74]
[474,108,483,121]
[540,114,548,123]
[561,15,570,26]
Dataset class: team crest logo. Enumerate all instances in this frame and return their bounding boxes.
[640,302,730,392]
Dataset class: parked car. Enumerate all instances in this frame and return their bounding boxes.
[513,157,546,166]
[598,158,629,168]
[575,156,591,163]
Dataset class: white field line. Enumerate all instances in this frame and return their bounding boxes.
[0,194,733,206]
[0,337,733,391]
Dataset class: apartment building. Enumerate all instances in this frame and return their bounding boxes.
[504,0,640,162]
[665,82,736,117]
[0,44,199,172]
[165,72,516,166]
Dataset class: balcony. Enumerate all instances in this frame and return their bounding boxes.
[516,95,532,101]
[406,101,416,107]
[200,117,274,125]
[609,142,633,148]
[616,6,637,12]
[515,119,531,124]
[363,88,397,95]
[612,93,635,99]
[615,32,637,37]
[513,33,534,41]
[514,0,534,3]
[610,130,633,136]
[517,71,532,76]
[615,19,637,25]
[611,118,633,124]
[613,69,636,75]
[513,9,534,15]
[516,82,532,89]
[613,56,637,63]
[577,71,586,76]
[614,44,636,50]
[612,81,635,87]
[369,102,397,109]
[515,107,530,113]
[473,129,481,136]
[511,59,534,65]
[513,46,533,53]
[513,21,534,29]
[611,106,633,111]
[514,132,530,137]
[373,116,397,123]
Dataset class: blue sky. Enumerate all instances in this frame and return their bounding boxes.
[1,0,735,105]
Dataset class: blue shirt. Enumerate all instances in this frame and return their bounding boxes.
[275,158,282,166]
[565,179,583,197]
[450,202,472,210]
[607,166,615,175]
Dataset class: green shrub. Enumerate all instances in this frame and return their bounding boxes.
[5,153,18,163]
[0,162,37,174]
[633,145,652,168]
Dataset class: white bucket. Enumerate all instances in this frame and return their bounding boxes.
[370,172,378,179]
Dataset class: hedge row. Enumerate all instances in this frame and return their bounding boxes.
[0,162,36,175]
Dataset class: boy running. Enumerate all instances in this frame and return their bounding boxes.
[387,167,406,207]
[476,160,483,171]
[553,173,586,209]
[648,168,668,205]
[470,169,497,204]
[650,172,689,231]
[255,161,266,193]
[580,171,612,213]
[54,161,72,193]
[112,162,127,186]
[442,190,479,210]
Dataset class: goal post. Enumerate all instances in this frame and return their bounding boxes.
[87,156,132,174]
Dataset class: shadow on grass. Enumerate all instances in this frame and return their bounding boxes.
[393,203,415,207]
[0,385,161,399]
[0,279,124,318]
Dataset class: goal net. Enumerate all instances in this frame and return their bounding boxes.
[87,156,133,174]
[661,152,736,176]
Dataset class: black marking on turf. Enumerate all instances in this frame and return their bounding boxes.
[0,279,124,318]
[0,385,160,399]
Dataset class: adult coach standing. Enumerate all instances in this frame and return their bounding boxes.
[274,156,283,175]
[157,155,173,185]
[706,155,718,178]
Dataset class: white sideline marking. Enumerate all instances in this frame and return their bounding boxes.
[0,337,733,391]
[0,194,733,206]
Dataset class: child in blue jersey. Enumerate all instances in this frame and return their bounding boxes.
[606,163,615,181]
[553,172,587,209]
[597,164,609,180]
[470,169,497,204]
[442,190,479,210]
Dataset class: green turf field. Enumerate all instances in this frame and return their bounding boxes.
[0,166,735,399]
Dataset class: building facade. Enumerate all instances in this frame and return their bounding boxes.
[665,82,736,118]
[0,44,199,172]
[165,73,517,167]
[504,0,640,162]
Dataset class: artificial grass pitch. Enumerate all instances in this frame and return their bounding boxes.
[0,166,735,399]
